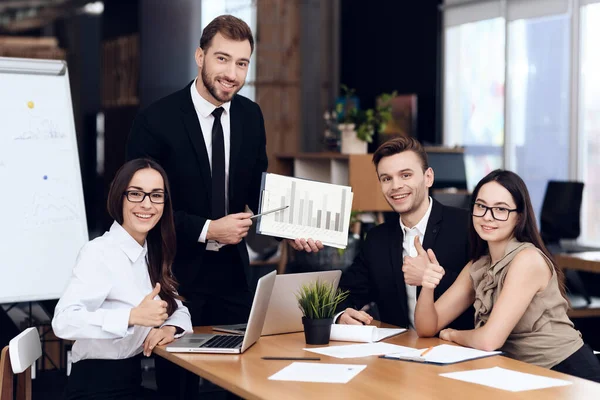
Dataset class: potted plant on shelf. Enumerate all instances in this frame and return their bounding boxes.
[332,85,398,154]
[296,280,349,345]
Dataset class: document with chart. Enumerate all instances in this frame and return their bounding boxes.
[256,173,353,248]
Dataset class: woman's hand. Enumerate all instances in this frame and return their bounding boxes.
[421,249,445,290]
[143,326,177,356]
[129,283,169,327]
[439,328,457,343]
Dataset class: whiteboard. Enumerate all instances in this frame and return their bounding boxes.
[0,57,88,303]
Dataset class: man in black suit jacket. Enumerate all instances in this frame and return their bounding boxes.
[338,137,473,331]
[127,16,267,327]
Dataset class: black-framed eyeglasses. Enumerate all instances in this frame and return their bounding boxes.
[472,202,518,221]
[124,190,167,204]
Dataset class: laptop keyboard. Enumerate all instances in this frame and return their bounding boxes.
[200,335,244,349]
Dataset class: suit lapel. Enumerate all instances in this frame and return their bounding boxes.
[228,97,243,208]
[422,199,443,250]
[181,82,212,204]
[418,199,443,298]
[389,222,409,323]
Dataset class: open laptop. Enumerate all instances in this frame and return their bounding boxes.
[165,270,276,354]
[213,270,342,336]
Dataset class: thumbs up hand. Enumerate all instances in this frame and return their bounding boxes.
[402,236,431,286]
[421,249,445,290]
[129,283,169,327]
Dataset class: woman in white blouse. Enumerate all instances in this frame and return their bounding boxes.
[52,158,192,399]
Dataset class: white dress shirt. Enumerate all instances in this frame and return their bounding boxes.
[400,197,433,328]
[52,222,193,363]
[189,79,232,247]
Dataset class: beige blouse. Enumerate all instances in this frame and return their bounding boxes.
[470,239,583,368]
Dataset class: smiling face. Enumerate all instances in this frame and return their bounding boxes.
[121,168,165,245]
[472,181,519,244]
[195,32,251,106]
[377,151,433,226]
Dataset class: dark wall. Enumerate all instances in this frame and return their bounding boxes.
[340,0,442,146]
[102,0,139,40]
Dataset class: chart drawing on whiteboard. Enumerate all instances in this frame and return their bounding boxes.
[256,173,353,248]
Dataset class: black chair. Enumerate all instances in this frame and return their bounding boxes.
[539,181,596,305]
[540,181,584,248]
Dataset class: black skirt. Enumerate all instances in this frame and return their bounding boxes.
[64,355,145,400]
[551,343,600,383]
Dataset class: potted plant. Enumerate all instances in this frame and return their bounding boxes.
[296,280,349,345]
[332,86,398,154]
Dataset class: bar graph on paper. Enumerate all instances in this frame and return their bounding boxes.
[256,173,353,248]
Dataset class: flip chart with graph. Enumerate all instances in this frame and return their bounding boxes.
[256,173,353,248]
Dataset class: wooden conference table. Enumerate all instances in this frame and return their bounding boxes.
[555,251,600,318]
[555,252,600,274]
[154,323,600,400]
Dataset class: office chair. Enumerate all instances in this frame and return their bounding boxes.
[0,328,42,400]
[540,181,584,248]
[539,181,595,305]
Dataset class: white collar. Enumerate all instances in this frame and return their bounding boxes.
[190,78,231,119]
[108,221,148,263]
[399,197,433,236]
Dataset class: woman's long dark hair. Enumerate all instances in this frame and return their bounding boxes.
[469,169,566,299]
[107,158,182,315]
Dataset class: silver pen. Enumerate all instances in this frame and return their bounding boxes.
[250,205,289,219]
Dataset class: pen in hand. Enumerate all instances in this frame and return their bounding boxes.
[250,205,289,220]
[262,357,321,361]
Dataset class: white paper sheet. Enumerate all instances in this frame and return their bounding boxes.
[329,325,406,343]
[305,342,414,359]
[268,362,367,383]
[384,344,501,364]
[440,367,573,392]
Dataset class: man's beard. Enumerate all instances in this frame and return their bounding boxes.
[202,65,243,103]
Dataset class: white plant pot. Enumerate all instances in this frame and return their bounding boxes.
[340,128,368,154]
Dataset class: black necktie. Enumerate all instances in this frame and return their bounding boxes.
[211,107,226,219]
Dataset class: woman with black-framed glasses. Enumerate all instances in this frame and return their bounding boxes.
[414,169,600,382]
[52,158,192,399]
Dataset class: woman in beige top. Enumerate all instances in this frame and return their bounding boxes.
[414,169,600,382]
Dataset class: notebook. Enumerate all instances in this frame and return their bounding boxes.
[165,270,276,354]
[213,270,342,336]
[381,344,502,365]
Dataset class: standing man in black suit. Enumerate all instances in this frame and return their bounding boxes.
[128,14,321,327]
[127,15,321,398]
[337,137,474,331]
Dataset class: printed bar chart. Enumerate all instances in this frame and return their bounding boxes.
[256,173,354,248]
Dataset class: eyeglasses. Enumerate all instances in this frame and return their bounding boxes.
[472,202,517,221]
[124,190,167,204]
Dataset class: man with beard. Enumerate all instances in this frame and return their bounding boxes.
[127,15,321,398]
[336,137,474,332]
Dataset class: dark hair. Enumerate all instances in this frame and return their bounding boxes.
[469,169,566,298]
[372,137,429,172]
[107,158,182,316]
[200,15,254,53]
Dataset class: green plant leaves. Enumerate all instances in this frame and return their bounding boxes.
[296,280,350,319]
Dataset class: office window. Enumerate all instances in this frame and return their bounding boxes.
[506,14,571,219]
[444,18,505,190]
[579,3,600,245]
[201,0,257,101]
